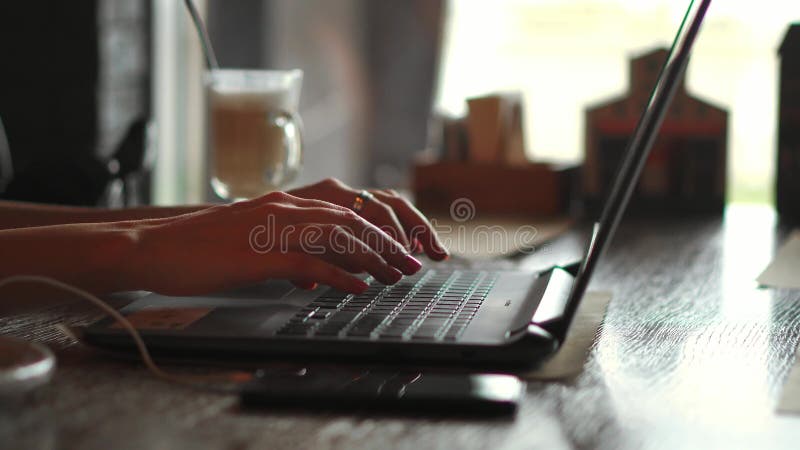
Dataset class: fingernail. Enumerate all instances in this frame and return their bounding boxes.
[403,254,423,274]
[388,267,403,283]
[353,280,369,293]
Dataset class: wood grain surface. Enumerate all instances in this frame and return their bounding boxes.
[2,204,800,450]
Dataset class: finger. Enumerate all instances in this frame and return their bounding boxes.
[285,224,405,285]
[265,204,422,275]
[370,190,449,260]
[266,252,369,294]
[291,280,318,290]
[412,238,423,254]
[357,195,413,250]
[287,181,413,250]
[273,193,353,216]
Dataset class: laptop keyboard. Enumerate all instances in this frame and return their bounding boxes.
[276,269,498,342]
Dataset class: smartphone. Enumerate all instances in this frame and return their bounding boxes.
[239,366,524,416]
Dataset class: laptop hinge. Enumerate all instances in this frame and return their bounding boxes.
[530,266,576,325]
[522,264,577,343]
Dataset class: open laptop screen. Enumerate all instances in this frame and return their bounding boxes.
[558,0,712,336]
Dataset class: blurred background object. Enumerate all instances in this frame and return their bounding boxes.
[413,93,579,217]
[150,0,443,204]
[206,68,304,200]
[584,48,728,215]
[776,23,800,224]
[0,1,798,210]
[0,116,12,193]
[212,0,444,191]
[465,93,527,165]
[436,1,800,206]
[0,0,152,207]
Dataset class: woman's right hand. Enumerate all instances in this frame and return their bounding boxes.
[131,191,422,297]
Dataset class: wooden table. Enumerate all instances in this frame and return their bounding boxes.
[2,204,800,449]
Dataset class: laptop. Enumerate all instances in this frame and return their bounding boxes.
[85,0,711,369]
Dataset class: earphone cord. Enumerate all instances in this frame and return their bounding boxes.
[0,275,252,394]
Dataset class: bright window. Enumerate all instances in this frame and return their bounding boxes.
[436,0,800,203]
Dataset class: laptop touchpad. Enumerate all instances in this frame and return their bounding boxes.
[190,304,301,336]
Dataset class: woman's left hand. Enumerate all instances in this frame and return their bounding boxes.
[288,178,449,261]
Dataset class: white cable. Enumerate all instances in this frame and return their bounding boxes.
[0,275,251,393]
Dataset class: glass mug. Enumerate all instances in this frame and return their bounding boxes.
[207,69,303,201]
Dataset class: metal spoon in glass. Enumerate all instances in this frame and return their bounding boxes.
[183,0,219,70]
[182,0,304,200]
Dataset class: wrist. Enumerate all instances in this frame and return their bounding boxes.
[111,220,156,292]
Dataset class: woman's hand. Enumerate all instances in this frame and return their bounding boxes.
[132,191,426,296]
[288,178,449,261]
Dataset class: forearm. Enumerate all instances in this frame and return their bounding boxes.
[0,200,208,230]
[0,222,144,295]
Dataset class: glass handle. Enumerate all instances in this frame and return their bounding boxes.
[268,110,303,185]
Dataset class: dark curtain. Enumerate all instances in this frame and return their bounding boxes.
[0,0,151,205]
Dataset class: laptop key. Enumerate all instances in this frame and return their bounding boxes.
[420,317,447,326]
[379,326,407,336]
[351,316,382,325]
[276,269,489,341]
[308,311,331,320]
[315,328,341,337]
[411,331,439,340]
[329,312,360,323]
[317,305,343,311]
[347,329,373,337]
[436,302,462,307]
[277,328,310,336]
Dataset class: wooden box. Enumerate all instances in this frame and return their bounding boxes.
[412,160,579,217]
